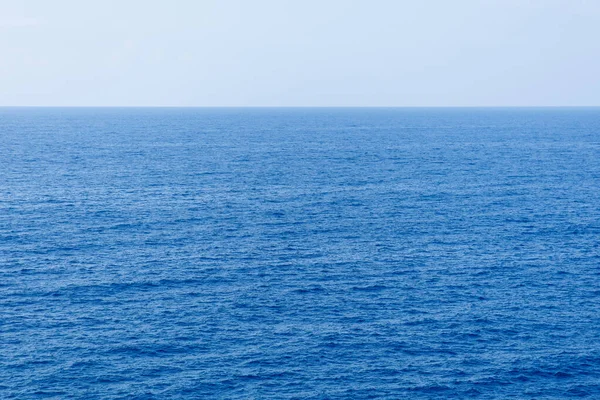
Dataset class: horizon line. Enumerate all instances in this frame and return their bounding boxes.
[1,105,600,109]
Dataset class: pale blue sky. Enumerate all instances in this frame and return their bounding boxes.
[1,0,599,106]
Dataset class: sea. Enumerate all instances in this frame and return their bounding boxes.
[1,107,599,399]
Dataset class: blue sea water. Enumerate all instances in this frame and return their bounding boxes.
[1,107,600,399]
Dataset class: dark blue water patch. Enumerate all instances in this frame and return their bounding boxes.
[1,107,600,398]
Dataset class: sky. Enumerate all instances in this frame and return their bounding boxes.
[1,0,599,107]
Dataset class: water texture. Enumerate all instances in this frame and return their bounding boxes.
[1,107,600,399]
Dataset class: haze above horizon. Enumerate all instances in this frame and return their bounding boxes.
[2,0,599,107]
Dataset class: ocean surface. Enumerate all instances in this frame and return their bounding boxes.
[1,107,600,399]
